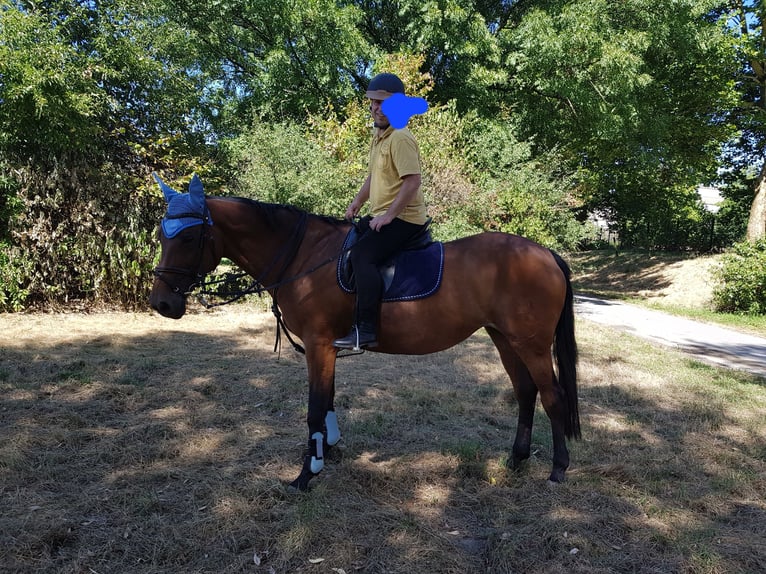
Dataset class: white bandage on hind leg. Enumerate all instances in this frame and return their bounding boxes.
[310,432,324,474]
[325,411,340,446]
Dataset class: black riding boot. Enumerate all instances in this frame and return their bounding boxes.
[333,320,378,350]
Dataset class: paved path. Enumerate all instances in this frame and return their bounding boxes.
[574,294,766,379]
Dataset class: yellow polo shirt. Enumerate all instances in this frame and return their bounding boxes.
[368,126,427,225]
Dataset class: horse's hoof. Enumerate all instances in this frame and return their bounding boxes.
[547,469,567,484]
[289,474,314,492]
[287,478,310,493]
[286,480,305,493]
[288,466,318,492]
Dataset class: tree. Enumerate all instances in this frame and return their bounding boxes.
[159,0,373,124]
[0,1,107,162]
[0,0,219,310]
[723,0,766,241]
[496,0,739,247]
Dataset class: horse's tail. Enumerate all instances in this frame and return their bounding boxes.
[551,251,581,440]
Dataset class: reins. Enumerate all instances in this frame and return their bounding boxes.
[157,208,353,356]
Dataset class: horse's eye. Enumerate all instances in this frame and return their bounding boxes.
[179,231,197,244]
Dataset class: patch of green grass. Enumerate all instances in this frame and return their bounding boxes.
[55,360,93,385]
[348,411,390,440]
[640,301,766,337]
[441,439,487,479]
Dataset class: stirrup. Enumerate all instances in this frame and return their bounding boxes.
[333,325,378,351]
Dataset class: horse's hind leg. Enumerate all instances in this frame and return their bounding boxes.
[488,327,570,483]
[486,328,538,470]
[524,352,571,483]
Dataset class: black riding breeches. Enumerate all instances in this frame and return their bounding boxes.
[349,217,425,323]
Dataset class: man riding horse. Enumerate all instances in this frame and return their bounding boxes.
[333,73,430,350]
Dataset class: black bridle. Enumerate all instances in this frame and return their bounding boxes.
[154,206,359,356]
[153,209,214,296]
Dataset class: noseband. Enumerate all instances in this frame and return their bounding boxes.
[153,209,213,296]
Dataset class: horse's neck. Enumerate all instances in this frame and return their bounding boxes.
[209,198,302,277]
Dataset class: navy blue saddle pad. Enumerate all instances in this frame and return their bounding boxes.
[336,228,444,302]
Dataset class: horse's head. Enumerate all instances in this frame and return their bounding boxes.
[149,173,221,319]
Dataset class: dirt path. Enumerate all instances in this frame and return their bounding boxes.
[575,294,766,378]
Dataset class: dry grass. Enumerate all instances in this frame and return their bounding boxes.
[567,250,722,309]
[1,306,765,574]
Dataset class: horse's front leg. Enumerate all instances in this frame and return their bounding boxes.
[289,343,340,492]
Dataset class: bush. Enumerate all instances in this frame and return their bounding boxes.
[0,242,31,312]
[0,162,163,311]
[224,120,357,216]
[712,240,766,315]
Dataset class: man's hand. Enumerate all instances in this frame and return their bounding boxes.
[344,203,361,220]
[369,212,394,231]
[345,175,371,220]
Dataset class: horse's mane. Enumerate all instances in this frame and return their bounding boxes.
[211,196,348,229]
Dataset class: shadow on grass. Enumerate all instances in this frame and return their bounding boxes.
[569,250,688,298]
[1,317,765,573]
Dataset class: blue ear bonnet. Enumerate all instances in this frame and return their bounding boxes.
[154,173,213,238]
[162,193,211,238]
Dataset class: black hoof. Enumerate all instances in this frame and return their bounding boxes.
[288,468,317,492]
[547,468,567,484]
[287,452,322,492]
[508,453,530,471]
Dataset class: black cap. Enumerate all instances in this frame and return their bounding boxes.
[366,73,405,100]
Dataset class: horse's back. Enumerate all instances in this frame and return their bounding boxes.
[444,232,566,291]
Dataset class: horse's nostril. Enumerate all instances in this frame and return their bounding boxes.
[151,297,185,319]
[150,298,171,315]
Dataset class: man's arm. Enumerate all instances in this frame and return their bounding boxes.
[345,174,371,220]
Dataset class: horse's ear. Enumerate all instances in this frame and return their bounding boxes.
[153,173,178,203]
[188,174,205,213]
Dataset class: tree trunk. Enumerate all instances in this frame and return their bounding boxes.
[746,162,766,242]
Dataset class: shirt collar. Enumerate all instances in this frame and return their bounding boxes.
[374,125,395,143]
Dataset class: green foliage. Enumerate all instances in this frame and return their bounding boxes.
[713,240,766,315]
[222,62,587,250]
[0,2,107,158]
[160,0,372,123]
[503,0,739,250]
[0,0,218,311]
[288,53,585,248]
[224,121,355,216]
[0,242,31,312]
[0,163,163,311]
[0,0,757,309]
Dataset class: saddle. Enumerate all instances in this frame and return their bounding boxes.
[337,218,444,302]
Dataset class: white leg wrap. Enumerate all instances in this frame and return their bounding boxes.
[310,432,324,474]
[325,411,340,446]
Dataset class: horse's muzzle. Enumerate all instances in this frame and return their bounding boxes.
[149,288,186,319]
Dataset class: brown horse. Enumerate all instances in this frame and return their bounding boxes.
[149,175,580,491]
